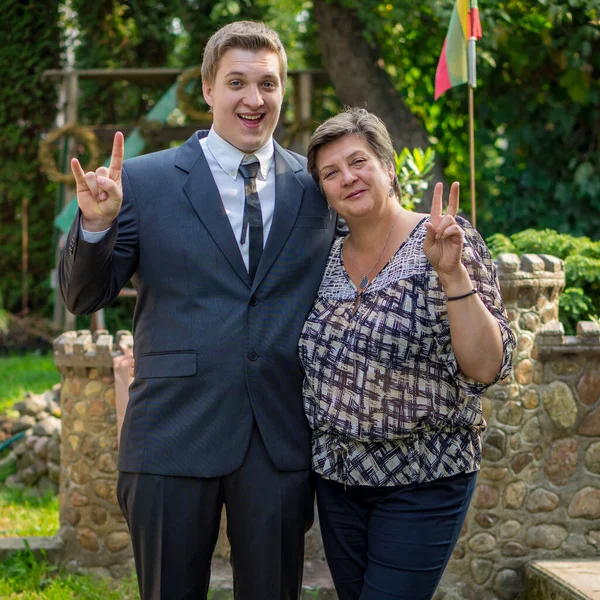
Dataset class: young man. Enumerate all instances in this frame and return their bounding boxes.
[59,21,337,600]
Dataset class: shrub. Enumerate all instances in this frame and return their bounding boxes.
[487,229,600,334]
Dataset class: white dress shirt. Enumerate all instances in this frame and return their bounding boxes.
[81,128,276,272]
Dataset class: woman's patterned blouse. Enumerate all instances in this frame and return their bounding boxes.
[298,216,515,486]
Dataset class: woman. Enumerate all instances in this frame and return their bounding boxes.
[299,108,515,600]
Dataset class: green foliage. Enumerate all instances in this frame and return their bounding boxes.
[486,228,600,333]
[70,0,180,135]
[0,0,62,314]
[0,353,60,415]
[559,287,595,334]
[307,0,600,239]
[395,147,436,210]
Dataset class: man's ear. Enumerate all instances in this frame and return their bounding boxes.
[202,80,213,107]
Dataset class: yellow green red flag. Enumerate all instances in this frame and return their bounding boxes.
[435,0,482,100]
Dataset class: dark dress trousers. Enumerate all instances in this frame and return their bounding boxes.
[59,131,337,599]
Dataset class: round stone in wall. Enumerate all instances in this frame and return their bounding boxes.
[514,360,534,386]
[522,388,539,410]
[502,541,526,557]
[504,481,527,509]
[474,485,499,509]
[522,416,542,443]
[580,406,600,437]
[106,531,131,553]
[471,558,493,585]
[468,532,496,553]
[542,381,578,430]
[511,452,534,474]
[77,527,100,553]
[480,467,508,482]
[568,487,600,519]
[526,524,568,549]
[498,401,524,426]
[544,438,578,486]
[475,513,498,529]
[585,442,600,474]
[578,370,600,405]
[499,519,521,539]
[526,488,559,513]
[493,568,522,600]
[482,428,506,462]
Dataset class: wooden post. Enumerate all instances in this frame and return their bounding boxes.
[21,197,29,315]
[297,73,312,154]
[64,70,79,331]
[52,70,79,330]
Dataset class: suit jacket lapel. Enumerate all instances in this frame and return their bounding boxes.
[252,143,305,292]
[177,132,251,288]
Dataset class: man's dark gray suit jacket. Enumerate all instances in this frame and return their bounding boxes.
[59,131,337,478]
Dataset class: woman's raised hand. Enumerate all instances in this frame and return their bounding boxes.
[423,182,464,277]
[71,132,124,231]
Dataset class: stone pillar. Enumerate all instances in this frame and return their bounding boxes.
[437,253,567,600]
[54,329,134,577]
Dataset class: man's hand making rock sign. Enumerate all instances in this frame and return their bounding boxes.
[423,182,464,279]
[71,132,124,232]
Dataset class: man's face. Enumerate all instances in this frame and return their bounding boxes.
[203,48,284,153]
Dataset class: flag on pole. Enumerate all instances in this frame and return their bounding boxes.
[434,0,482,100]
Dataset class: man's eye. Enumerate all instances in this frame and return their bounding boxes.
[263,81,276,88]
[229,80,242,87]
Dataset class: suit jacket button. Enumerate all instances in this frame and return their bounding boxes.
[248,351,258,361]
[249,296,257,307]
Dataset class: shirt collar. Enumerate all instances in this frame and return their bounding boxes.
[205,127,274,180]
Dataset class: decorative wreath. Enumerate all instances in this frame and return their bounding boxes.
[39,123,100,184]
[176,66,213,122]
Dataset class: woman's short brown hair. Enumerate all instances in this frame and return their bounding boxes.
[201,21,288,88]
[307,107,401,199]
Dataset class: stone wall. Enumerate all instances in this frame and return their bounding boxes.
[436,253,600,600]
[53,329,135,578]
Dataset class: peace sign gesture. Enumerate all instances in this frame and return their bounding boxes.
[71,132,124,232]
[423,182,464,277]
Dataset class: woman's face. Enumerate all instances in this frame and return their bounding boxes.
[316,134,394,221]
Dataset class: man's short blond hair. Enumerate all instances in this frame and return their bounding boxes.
[202,21,288,88]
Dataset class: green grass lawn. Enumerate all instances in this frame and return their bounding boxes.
[0,353,61,541]
[0,353,61,415]
[0,488,59,538]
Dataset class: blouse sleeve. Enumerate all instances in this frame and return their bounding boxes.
[429,216,516,396]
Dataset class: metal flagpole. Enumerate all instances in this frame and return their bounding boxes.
[468,35,477,228]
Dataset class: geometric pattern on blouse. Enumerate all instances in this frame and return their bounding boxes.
[299,216,516,486]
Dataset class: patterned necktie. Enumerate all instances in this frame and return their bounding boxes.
[238,160,263,280]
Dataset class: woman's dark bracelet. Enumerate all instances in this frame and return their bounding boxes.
[446,288,477,302]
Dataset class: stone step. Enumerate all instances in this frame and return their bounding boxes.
[0,536,65,565]
[523,559,600,600]
[209,557,337,599]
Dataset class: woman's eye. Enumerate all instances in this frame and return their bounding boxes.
[353,158,366,166]
[324,171,336,180]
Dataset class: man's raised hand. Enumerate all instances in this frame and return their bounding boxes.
[72,132,124,232]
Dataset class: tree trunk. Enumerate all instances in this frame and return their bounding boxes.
[313,0,446,209]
